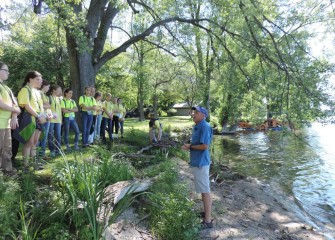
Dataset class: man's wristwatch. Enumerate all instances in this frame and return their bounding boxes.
[190,144,193,150]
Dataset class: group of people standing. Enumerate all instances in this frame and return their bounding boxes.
[1,61,214,228]
[0,62,126,174]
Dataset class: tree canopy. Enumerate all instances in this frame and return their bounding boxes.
[0,0,334,124]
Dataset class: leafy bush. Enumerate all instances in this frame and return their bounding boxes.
[210,115,219,128]
[149,193,199,240]
[142,160,176,178]
[159,110,168,117]
[53,152,135,240]
[124,127,149,146]
[40,223,73,240]
[20,171,38,201]
[148,161,179,194]
[146,163,199,240]
[167,108,177,116]
[163,124,172,134]
[0,173,20,237]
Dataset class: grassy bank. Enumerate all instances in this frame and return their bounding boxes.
[1,116,202,239]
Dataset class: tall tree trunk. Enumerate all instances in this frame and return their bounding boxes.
[66,31,96,101]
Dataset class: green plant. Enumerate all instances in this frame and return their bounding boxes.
[0,173,20,237]
[17,199,40,240]
[149,192,199,240]
[150,163,179,194]
[39,223,73,240]
[163,124,172,134]
[144,161,199,239]
[124,128,149,146]
[53,161,105,239]
[20,171,37,201]
[53,150,135,239]
[167,108,177,116]
[210,115,219,128]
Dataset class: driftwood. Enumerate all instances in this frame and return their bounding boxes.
[96,179,152,224]
[136,139,180,155]
[103,179,152,206]
[137,145,154,154]
[112,152,156,159]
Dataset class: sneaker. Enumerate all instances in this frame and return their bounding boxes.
[66,147,72,153]
[50,152,56,158]
[200,220,213,229]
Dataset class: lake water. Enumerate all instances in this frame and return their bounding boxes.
[212,122,335,238]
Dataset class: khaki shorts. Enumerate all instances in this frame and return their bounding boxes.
[191,165,210,193]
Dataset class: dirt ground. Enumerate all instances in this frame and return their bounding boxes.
[105,158,334,240]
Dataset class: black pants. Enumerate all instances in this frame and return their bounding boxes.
[11,130,20,164]
[112,115,119,134]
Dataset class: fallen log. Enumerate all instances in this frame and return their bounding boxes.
[112,152,156,159]
[103,179,152,205]
[96,179,153,224]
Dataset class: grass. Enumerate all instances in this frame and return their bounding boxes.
[4,116,197,239]
[125,116,194,132]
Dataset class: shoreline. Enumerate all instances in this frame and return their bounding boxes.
[177,160,333,240]
[106,158,334,239]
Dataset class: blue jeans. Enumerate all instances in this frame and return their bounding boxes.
[94,114,102,140]
[63,117,80,147]
[119,121,124,136]
[101,117,112,140]
[82,111,93,145]
[48,122,62,153]
[38,121,50,156]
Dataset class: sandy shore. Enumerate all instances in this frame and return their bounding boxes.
[178,160,333,240]
[105,158,334,239]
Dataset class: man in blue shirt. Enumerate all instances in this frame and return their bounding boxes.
[182,106,213,229]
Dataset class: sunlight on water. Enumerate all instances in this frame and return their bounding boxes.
[293,123,335,225]
[213,123,335,230]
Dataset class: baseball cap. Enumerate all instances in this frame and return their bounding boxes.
[192,106,208,118]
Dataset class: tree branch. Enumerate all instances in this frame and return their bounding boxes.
[92,2,119,61]
[95,17,216,70]
[142,39,177,57]
[127,0,140,14]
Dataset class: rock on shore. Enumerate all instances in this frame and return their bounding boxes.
[177,159,329,240]
[105,158,331,240]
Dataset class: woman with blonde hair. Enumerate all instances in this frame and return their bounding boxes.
[79,86,96,147]
[37,79,52,159]
[47,84,63,157]
[93,91,103,142]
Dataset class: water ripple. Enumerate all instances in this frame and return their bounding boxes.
[213,123,335,230]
